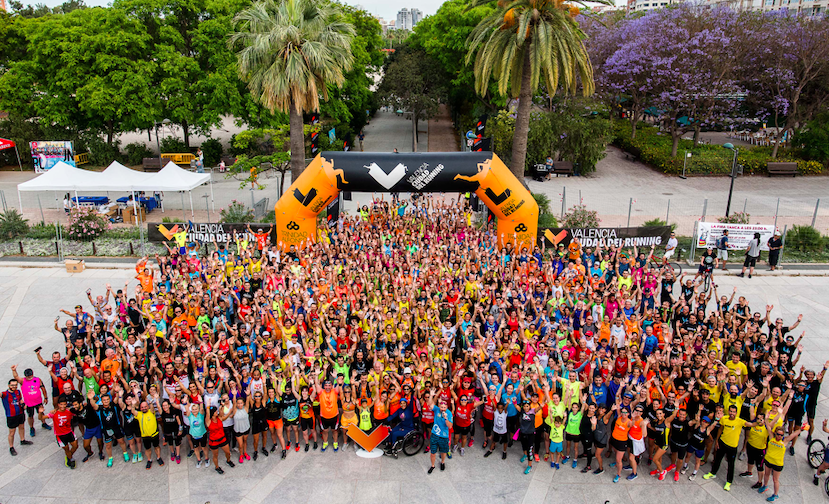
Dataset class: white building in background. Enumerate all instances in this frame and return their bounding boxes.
[396,8,424,30]
[626,0,683,11]
[377,17,395,31]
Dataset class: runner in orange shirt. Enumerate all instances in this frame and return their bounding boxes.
[315,375,340,452]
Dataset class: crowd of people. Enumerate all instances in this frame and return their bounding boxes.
[0,194,824,502]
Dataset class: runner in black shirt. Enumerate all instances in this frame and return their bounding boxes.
[160,400,182,463]
[72,390,103,463]
[97,393,125,466]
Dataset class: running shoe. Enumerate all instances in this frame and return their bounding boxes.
[333,443,338,452]
[313,442,318,450]
[295,444,300,452]
[680,465,688,475]
[196,460,202,468]
[107,457,113,467]
[322,442,328,452]
[788,446,794,456]
[460,448,465,456]
[447,451,452,459]
[158,458,164,467]
[650,469,660,476]
[814,475,820,486]
[138,453,143,462]
[627,473,638,480]
[550,461,554,468]
[42,423,52,431]
[673,470,679,482]
[176,455,181,464]
[593,468,604,475]
[440,463,445,471]
[270,444,278,453]
[124,452,130,462]
[146,461,152,470]
[99,452,104,460]
[534,454,539,462]
[215,467,224,475]
[665,464,676,472]
[245,453,250,461]
[524,466,532,475]
[702,473,716,480]
[171,453,175,461]
[68,459,76,469]
[502,452,507,460]
[623,465,632,471]
[581,466,591,474]
[613,475,620,483]
[766,495,778,502]
[82,453,91,463]
[758,485,767,493]
[253,451,258,461]
[188,449,195,458]
[521,455,527,463]
[468,439,473,448]
[30,427,35,438]
[227,460,235,468]
[428,466,435,474]
[484,451,493,458]
[723,482,731,492]
[239,455,244,464]
[9,447,16,457]
[658,470,666,481]
[752,481,763,489]
[304,444,309,452]
[562,456,570,464]
[281,449,287,459]
[688,473,697,481]
[740,471,753,478]
[572,460,578,469]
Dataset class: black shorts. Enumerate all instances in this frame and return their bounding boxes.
[565,432,580,442]
[669,442,687,459]
[52,386,60,398]
[142,434,160,450]
[6,414,24,429]
[57,432,76,447]
[482,417,494,436]
[493,432,508,445]
[320,416,338,430]
[594,440,607,449]
[102,427,124,444]
[787,413,804,425]
[455,425,471,436]
[234,427,251,437]
[284,417,299,427]
[299,417,314,431]
[209,439,228,450]
[26,405,42,418]
[124,422,139,441]
[765,460,783,473]
[164,434,181,446]
[192,436,207,448]
[520,432,534,453]
[807,403,818,420]
[747,444,765,467]
[252,420,268,435]
[180,425,190,438]
[743,255,757,268]
[611,437,629,452]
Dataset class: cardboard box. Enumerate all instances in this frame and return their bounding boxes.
[65,259,85,273]
[122,207,146,224]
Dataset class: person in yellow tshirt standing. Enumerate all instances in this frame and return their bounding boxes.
[703,405,760,491]
[129,399,164,470]
[758,423,806,502]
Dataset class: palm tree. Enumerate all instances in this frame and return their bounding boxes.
[466,0,602,180]
[230,0,355,182]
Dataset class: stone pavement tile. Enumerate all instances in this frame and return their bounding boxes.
[81,462,169,501]
[399,480,445,504]
[698,480,741,503]
[377,452,427,480]
[189,474,262,504]
[6,496,58,504]
[352,479,401,504]
[37,460,98,499]
[543,483,633,504]
[264,477,355,504]
[454,480,526,504]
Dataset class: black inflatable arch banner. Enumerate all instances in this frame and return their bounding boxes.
[274,152,538,250]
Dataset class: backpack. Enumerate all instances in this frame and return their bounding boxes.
[717,236,727,250]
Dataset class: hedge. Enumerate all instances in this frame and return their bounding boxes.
[612,122,825,176]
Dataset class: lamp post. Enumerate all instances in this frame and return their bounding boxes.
[154,118,171,167]
[723,142,739,218]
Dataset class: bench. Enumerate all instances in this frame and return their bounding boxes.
[552,161,574,177]
[160,152,197,165]
[767,162,797,177]
[142,158,163,172]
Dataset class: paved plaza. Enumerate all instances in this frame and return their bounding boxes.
[0,266,825,503]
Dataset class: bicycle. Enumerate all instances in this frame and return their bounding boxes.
[808,433,829,496]
[700,267,713,294]
[648,258,682,277]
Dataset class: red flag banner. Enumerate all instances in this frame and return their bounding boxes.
[0,138,15,151]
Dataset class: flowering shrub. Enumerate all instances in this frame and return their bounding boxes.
[219,200,254,223]
[717,212,750,224]
[66,207,111,240]
[562,204,601,228]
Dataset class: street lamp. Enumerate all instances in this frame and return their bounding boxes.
[723,142,739,218]
[155,118,171,167]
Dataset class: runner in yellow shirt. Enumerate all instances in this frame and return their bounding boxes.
[759,422,806,501]
[703,405,760,491]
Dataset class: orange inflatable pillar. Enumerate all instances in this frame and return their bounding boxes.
[274,155,343,251]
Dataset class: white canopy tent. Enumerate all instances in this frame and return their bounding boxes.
[16,160,213,218]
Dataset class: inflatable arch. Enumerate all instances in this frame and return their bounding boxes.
[274,152,538,251]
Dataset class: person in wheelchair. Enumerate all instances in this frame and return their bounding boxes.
[384,397,415,454]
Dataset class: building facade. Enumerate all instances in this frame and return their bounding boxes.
[396,8,424,30]
[628,0,826,13]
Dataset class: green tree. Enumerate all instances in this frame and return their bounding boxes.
[377,45,444,151]
[231,0,355,182]
[466,0,603,178]
[116,0,248,147]
[0,7,157,145]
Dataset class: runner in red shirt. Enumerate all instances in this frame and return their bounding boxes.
[451,394,484,456]
[39,398,78,468]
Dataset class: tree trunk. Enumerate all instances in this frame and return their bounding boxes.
[771,129,784,158]
[182,121,190,148]
[671,132,680,158]
[289,103,305,183]
[106,120,114,146]
[630,112,638,139]
[412,114,418,152]
[510,48,533,181]
[692,125,701,147]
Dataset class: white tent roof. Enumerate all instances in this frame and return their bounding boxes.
[17,161,104,191]
[18,160,209,193]
[99,161,152,190]
[134,162,210,191]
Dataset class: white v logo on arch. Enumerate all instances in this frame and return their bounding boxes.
[364,162,407,190]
